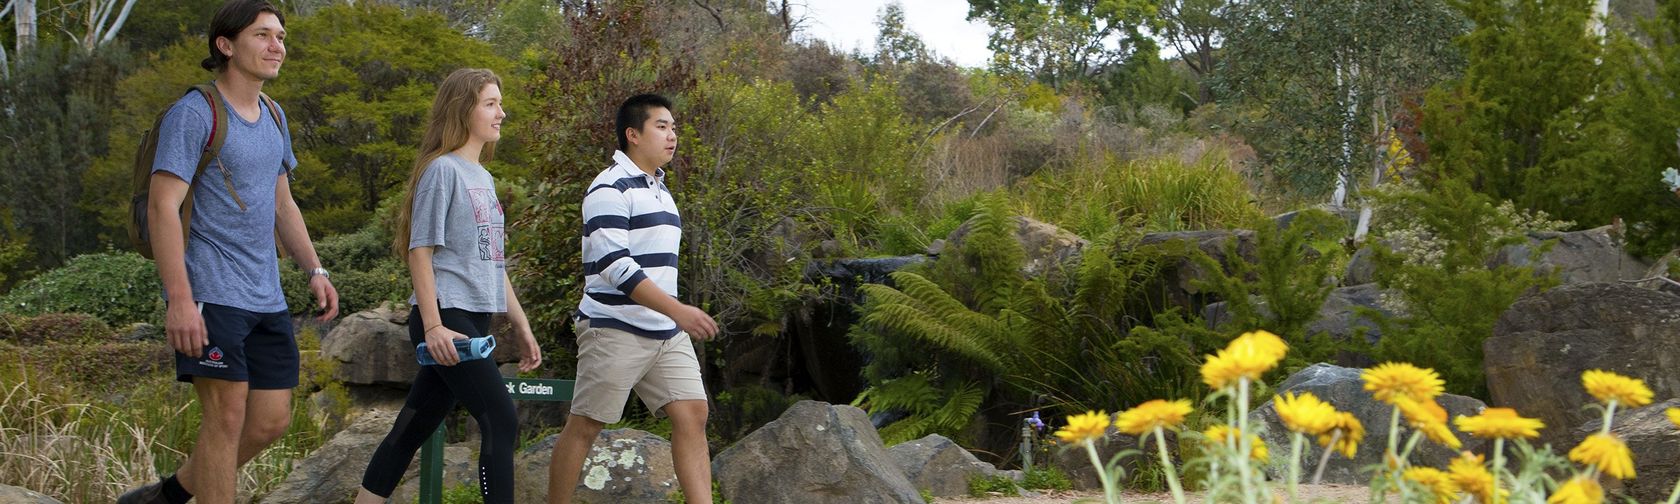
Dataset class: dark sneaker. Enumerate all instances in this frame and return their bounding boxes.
[115,481,165,504]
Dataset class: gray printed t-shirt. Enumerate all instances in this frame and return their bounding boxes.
[406,154,507,313]
[151,87,297,313]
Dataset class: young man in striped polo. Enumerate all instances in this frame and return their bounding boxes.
[547,94,720,504]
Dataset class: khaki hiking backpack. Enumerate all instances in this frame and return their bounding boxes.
[128,83,283,259]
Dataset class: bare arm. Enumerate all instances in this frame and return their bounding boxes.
[275,174,338,321]
[409,246,469,365]
[627,279,717,341]
[149,172,207,358]
[502,270,541,371]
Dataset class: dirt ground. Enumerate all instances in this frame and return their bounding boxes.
[942,483,1373,503]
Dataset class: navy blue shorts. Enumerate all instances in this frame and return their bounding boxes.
[174,302,299,390]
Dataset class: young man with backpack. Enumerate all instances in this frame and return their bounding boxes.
[118,1,338,503]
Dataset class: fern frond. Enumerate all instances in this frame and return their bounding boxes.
[863,303,1006,371]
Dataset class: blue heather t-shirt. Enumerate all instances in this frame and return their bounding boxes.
[151,86,297,313]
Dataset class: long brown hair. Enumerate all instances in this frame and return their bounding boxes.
[392,68,502,260]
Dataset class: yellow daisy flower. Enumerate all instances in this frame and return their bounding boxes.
[1200,330,1288,389]
[1055,411,1111,444]
[1402,466,1460,504]
[1116,399,1193,435]
[1362,362,1445,404]
[1668,407,1680,429]
[1448,452,1504,504]
[1568,433,1635,480]
[1316,411,1364,458]
[1397,396,1462,450]
[1203,425,1269,463]
[1547,476,1604,504]
[1454,407,1544,440]
[1581,370,1653,408]
[1274,391,1339,435]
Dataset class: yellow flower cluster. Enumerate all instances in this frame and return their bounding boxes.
[1669,407,1680,429]
[1317,411,1364,458]
[1362,362,1444,404]
[1200,330,1287,389]
[1568,433,1635,480]
[1274,391,1338,435]
[1448,452,1504,504]
[1396,396,1462,450]
[1203,425,1268,463]
[1581,370,1653,407]
[1055,410,1111,444]
[1547,477,1603,504]
[1455,407,1543,440]
[1116,399,1193,436]
[1403,466,1460,504]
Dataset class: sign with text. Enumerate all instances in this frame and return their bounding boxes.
[504,378,574,402]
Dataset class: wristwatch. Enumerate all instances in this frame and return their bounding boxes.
[308,267,331,279]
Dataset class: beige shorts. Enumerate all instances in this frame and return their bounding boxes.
[569,319,707,424]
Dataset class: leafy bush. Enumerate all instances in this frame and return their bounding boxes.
[1014,155,1265,238]
[1193,209,1355,373]
[850,195,1209,447]
[0,313,118,346]
[1362,180,1562,398]
[967,473,1020,497]
[0,252,162,326]
[1022,466,1074,491]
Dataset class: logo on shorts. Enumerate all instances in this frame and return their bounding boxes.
[200,346,229,369]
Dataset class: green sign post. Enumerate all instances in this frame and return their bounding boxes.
[417,378,574,504]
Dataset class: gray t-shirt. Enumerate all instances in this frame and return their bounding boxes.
[152,87,298,313]
[406,154,507,313]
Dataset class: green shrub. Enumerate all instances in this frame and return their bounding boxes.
[439,483,483,504]
[1362,180,1563,398]
[967,473,1020,497]
[0,252,162,326]
[1014,155,1264,238]
[1022,466,1073,491]
[0,313,118,346]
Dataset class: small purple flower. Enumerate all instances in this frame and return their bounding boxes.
[1026,411,1045,432]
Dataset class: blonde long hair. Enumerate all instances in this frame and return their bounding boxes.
[392,68,502,259]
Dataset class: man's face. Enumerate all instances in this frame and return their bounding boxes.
[628,107,677,167]
[220,12,286,80]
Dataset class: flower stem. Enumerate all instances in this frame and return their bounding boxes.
[1289,432,1305,503]
[1312,430,1341,485]
[1155,427,1186,504]
[1376,406,1400,504]
[1601,400,1618,436]
[1663,473,1680,504]
[1491,438,1505,503]
[1238,377,1257,504]
[1086,439,1120,504]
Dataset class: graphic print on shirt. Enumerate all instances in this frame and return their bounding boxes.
[467,188,505,263]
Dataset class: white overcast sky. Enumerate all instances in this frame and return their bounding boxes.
[794,0,995,68]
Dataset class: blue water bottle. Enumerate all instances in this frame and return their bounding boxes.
[416,334,497,366]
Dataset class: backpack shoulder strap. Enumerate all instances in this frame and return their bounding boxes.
[191,83,231,184]
[258,92,294,178]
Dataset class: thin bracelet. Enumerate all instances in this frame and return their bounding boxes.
[424,323,442,333]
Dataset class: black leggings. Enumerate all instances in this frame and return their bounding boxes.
[360,307,518,503]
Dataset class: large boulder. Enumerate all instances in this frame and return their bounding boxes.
[1485,283,1680,448]
[945,215,1088,277]
[888,434,1001,497]
[1139,230,1258,308]
[320,306,418,387]
[1633,250,1680,297]
[1249,364,1487,485]
[0,485,60,504]
[1487,226,1649,285]
[512,429,678,504]
[1204,284,1392,348]
[261,410,402,504]
[1577,398,1680,503]
[713,400,924,504]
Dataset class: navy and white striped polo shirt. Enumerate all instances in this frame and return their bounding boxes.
[576,150,683,339]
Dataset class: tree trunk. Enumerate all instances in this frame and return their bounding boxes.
[14,0,35,57]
